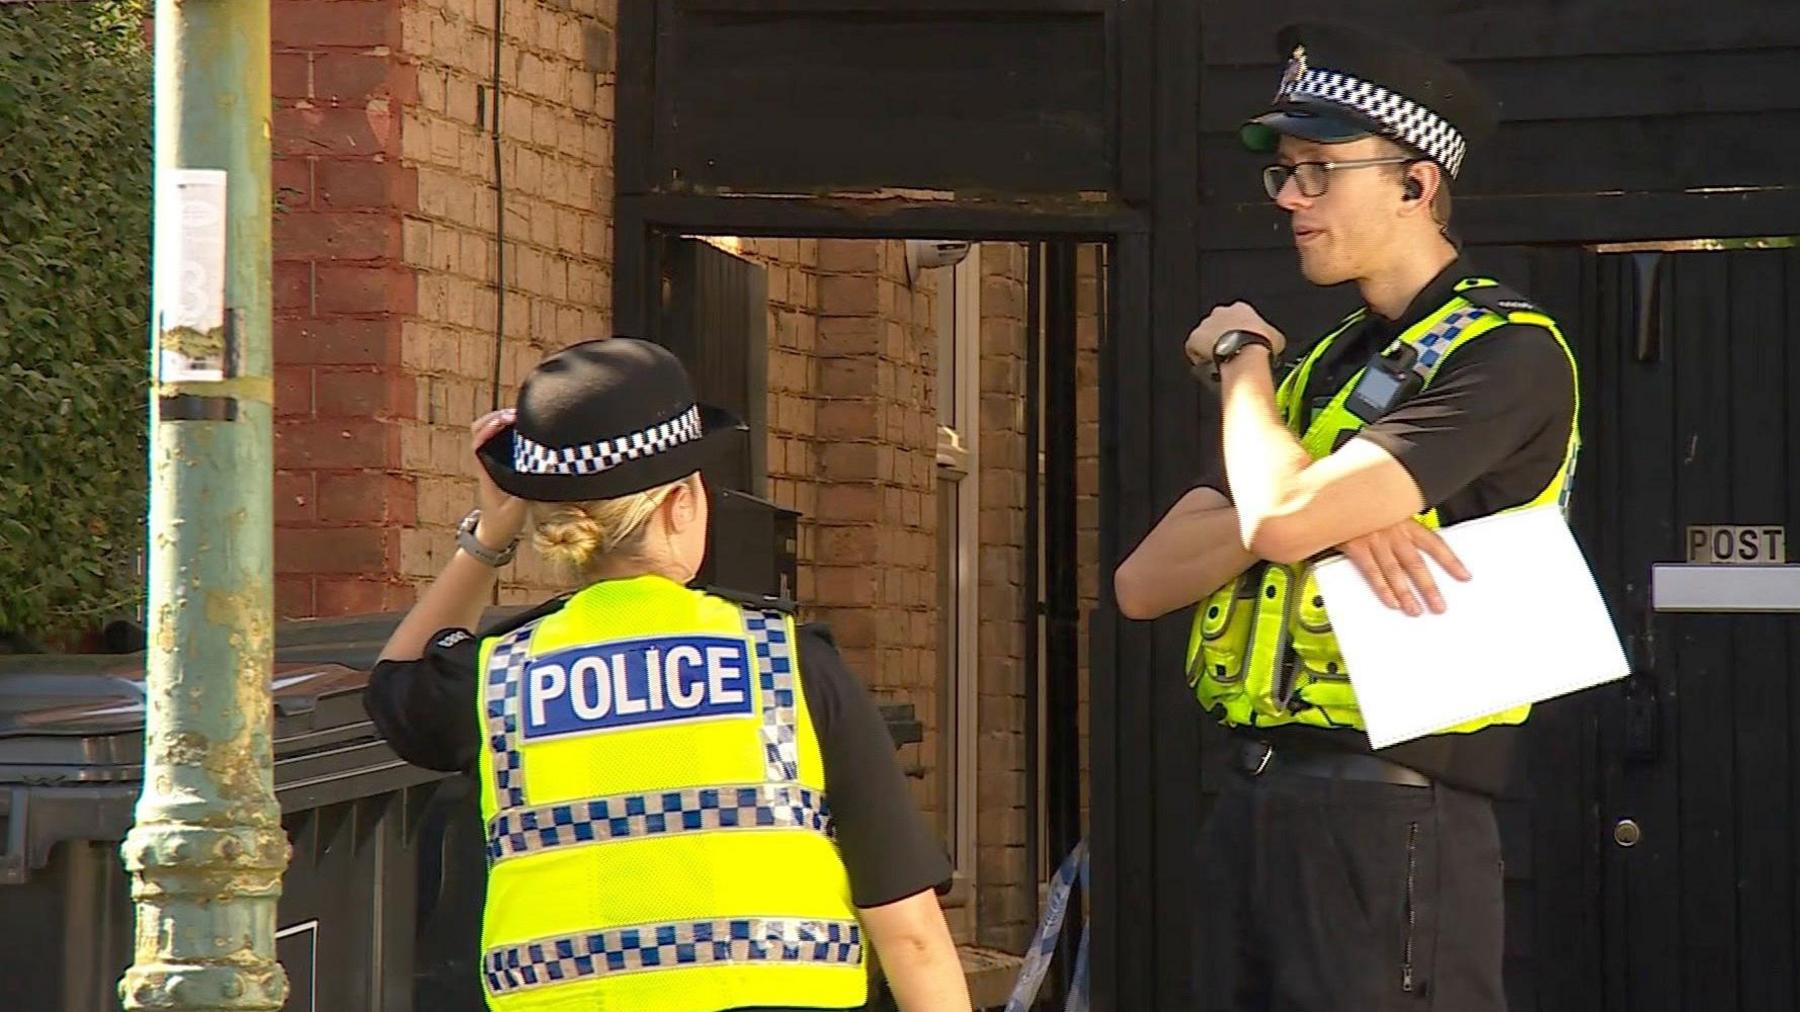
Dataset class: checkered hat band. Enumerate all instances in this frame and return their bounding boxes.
[512,405,704,476]
[1279,68,1467,177]
[483,917,863,994]
[486,783,833,860]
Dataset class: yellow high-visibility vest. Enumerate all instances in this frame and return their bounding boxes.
[477,575,867,1011]
[1187,278,1580,732]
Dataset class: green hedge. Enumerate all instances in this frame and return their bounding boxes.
[0,2,152,645]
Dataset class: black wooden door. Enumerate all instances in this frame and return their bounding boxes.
[1580,246,1800,1012]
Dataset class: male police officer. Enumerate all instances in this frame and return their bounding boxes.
[1114,23,1579,1012]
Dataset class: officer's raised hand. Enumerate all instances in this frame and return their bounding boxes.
[1338,519,1470,616]
[1185,302,1288,368]
[469,408,529,552]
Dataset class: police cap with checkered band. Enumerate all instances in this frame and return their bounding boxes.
[1240,22,1498,180]
[477,337,745,501]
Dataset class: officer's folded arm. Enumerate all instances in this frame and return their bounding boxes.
[1112,486,1259,620]
[1218,349,1429,564]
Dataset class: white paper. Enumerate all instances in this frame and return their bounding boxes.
[155,169,230,382]
[1312,505,1630,749]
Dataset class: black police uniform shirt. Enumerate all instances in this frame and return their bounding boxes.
[365,608,953,912]
[1196,255,1578,796]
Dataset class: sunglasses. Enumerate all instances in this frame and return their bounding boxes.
[1261,156,1418,200]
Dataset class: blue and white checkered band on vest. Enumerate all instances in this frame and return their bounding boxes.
[1278,67,1468,178]
[512,405,704,476]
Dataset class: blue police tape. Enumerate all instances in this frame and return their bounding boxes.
[1003,839,1089,1012]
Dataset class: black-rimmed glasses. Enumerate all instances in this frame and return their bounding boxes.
[1261,157,1416,200]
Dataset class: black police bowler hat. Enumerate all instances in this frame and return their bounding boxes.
[1241,22,1498,179]
[476,338,746,502]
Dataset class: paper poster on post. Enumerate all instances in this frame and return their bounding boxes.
[155,169,230,382]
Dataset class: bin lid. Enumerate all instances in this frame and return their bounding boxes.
[0,605,533,776]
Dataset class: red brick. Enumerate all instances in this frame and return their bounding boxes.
[316,160,417,210]
[314,369,414,419]
[275,318,403,365]
[275,527,391,574]
[817,358,875,398]
[817,316,880,357]
[819,525,879,564]
[274,365,313,417]
[313,53,414,104]
[273,157,313,213]
[817,484,880,522]
[814,567,878,607]
[317,472,416,524]
[273,104,399,158]
[275,418,397,469]
[817,401,876,441]
[313,577,391,616]
[274,470,315,526]
[273,262,312,314]
[819,442,880,482]
[313,265,415,316]
[275,210,402,262]
[819,275,878,317]
[275,575,315,619]
[272,52,311,100]
[271,0,401,49]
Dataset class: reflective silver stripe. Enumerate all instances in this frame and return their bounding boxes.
[484,624,538,810]
[486,783,832,859]
[742,606,801,782]
[484,917,863,994]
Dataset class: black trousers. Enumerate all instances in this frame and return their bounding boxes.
[1195,763,1506,1012]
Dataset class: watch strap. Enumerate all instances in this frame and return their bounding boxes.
[457,509,519,567]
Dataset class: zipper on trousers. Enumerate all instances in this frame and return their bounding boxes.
[1401,821,1419,993]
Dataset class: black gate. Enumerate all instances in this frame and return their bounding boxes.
[1580,246,1800,1012]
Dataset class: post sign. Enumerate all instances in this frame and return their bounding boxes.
[1685,525,1786,564]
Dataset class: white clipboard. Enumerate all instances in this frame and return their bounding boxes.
[1312,505,1630,749]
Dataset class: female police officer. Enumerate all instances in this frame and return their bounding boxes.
[365,338,971,1012]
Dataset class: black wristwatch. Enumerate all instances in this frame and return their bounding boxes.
[1211,329,1275,372]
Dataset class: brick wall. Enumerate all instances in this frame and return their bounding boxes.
[270,0,415,618]
[975,242,1034,953]
[808,240,942,832]
[271,0,617,618]
[709,238,1096,956]
[1076,243,1102,835]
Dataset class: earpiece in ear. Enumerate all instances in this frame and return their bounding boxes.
[1403,177,1423,201]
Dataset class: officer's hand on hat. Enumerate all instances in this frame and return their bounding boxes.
[1185,302,1287,368]
[470,409,528,551]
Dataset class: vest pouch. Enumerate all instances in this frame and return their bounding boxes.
[1286,564,1363,722]
[1188,568,1259,698]
[1244,564,1297,720]
[1288,565,1345,676]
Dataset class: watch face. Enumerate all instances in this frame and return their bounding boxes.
[1216,330,1265,361]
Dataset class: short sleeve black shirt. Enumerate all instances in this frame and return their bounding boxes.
[1201,256,1577,795]
[365,606,953,909]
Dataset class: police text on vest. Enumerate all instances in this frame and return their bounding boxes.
[520,635,757,739]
